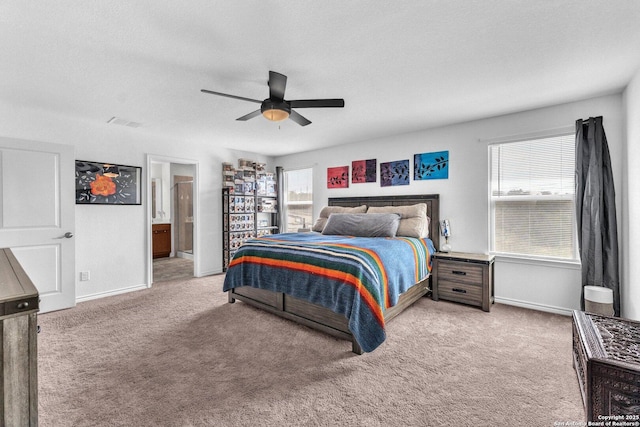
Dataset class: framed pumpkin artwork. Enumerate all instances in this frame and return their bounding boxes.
[75,160,142,205]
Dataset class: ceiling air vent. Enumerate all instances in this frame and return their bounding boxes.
[107,117,141,128]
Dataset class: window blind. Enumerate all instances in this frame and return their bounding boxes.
[284,168,313,232]
[489,133,577,260]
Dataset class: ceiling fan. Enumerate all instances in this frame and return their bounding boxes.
[201,71,345,126]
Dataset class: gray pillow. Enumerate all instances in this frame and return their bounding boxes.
[312,205,367,232]
[321,213,401,237]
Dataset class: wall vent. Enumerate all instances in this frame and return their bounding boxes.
[107,117,142,128]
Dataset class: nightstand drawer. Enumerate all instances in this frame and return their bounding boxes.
[437,280,483,307]
[437,260,483,286]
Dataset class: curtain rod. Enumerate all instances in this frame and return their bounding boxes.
[577,116,602,123]
[478,125,574,145]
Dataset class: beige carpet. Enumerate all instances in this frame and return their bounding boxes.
[152,256,194,282]
[38,274,585,426]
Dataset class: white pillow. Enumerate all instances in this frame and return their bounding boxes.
[366,203,430,238]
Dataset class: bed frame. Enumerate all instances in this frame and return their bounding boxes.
[226,194,440,354]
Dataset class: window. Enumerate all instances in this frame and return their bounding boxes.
[283,168,313,233]
[489,133,577,261]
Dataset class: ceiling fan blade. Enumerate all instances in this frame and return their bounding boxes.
[289,110,312,126]
[288,99,345,108]
[201,89,262,104]
[236,109,262,121]
[268,71,287,100]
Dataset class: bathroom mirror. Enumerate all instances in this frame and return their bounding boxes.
[152,178,162,220]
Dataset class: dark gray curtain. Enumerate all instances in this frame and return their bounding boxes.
[575,116,620,316]
[276,166,284,233]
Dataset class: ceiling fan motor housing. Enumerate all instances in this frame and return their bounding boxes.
[261,100,290,114]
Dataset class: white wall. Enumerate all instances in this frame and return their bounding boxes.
[1,90,633,316]
[274,93,626,316]
[623,69,640,320]
[0,102,273,301]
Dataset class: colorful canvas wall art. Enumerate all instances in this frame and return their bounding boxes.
[414,150,449,180]
[351,159,377,183]
[327,166,349,188]
[75,160,142,204]
[380,159,410,187]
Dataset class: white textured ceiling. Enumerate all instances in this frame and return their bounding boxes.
[2,1,640,156]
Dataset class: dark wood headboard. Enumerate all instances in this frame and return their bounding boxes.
[328,194,440,249]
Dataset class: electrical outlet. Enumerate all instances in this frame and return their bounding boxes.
[80,271,90,281]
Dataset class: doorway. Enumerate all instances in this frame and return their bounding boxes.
[147,155,198,285]
[174,176,193,258]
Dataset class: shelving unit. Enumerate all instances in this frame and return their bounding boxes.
[222,160,279,271]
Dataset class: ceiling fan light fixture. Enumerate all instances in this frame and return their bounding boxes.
[261,101,290,122]
[262,109,289,122]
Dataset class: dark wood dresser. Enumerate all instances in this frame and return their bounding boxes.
[1,248,39,426]
[431,251,494,312]
[572,310,640,421]
[152,223,171,258]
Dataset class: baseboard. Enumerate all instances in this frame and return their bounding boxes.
[197,268,223,277]
[494,296,575,316]
[76,271,224,303]
[177,251,194,260]
[76,283,150,304]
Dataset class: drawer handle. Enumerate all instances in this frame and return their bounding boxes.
[17,301,29,309]
[452,288,467,294]
[452,270,467,276]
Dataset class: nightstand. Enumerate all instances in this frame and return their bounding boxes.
[431,251,495,312]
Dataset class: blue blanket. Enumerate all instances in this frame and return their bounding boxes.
[223,232,435,352]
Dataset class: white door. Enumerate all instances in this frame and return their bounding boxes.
[0,137,75,313]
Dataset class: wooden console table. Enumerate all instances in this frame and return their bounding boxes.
[572,310,640,421]
[1,248,39,426]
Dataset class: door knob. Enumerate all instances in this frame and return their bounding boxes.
[64,232,74,238]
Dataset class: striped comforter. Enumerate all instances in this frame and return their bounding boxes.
[222,232,435,352]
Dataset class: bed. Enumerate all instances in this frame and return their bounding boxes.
[222,194,440,354]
